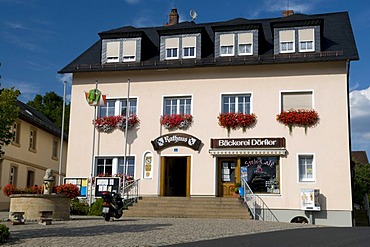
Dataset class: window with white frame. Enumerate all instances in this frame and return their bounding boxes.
[12,120,21,145]
[281,91,313,111]
[238,33,253,55]
[122,40,136,62]
[9,165,17,186]
[165,38,179,59]
[222,94,251,114]
[279,30,295,53]
[220,34,235,56]
[164,97,192,115]
[299,29,314,52]
[99,98,137,117]
[106,41,120,62]
[182,36,196,58]
[95,156,135,177]
[298,155,315,182]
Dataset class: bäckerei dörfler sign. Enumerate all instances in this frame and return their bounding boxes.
[210,138,285,149]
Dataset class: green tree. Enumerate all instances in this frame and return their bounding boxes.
[27,92,70,132]
[353,163,370,205]
[0,87,20,160]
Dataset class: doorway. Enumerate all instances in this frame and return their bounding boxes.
[218,158,240,197]
[160,156,190,197]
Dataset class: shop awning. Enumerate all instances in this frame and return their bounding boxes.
[208,148,287,156]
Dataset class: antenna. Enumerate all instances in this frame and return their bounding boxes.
[190,10,198,21]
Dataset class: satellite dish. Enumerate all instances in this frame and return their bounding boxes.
[190,10,198,21]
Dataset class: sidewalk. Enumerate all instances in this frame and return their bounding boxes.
[0,214,318,246]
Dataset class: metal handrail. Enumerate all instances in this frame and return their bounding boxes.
[122,178,140,208]
[241,177,279,222]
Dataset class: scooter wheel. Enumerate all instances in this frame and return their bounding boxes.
[103,213,110,222]
[114,212,123,219]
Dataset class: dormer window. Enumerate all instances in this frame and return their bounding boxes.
[298,29,314,52]
[238,33,253,55]
[182,36,196,58]
[165,38,179,59]
[279,30,295,53]
[220,34,235,56]
[122,40,136,61]
[106,41,120,62]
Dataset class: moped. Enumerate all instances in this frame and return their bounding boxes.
[101,191,124,221]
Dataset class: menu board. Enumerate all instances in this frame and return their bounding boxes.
[94,177,121,197]
[64,177,88,197]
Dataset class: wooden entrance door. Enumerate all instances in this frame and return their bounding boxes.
[218,158,240,197]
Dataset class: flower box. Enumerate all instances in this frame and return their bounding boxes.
[276,109,319,133]
[160,114,193,130]
[218,112,257,135]
[93,115,140,133]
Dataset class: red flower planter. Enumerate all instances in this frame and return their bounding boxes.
[218,113,257,135]
[160,114,193,130]
[276,109,319,133]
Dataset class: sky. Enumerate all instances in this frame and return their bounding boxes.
[0,0,370,158]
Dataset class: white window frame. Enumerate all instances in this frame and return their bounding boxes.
[279,30,295,53]
[95,156,136,177]
[99,98,138,117]
[163,95,192,115]
[12,120,21,145]
[279,90,315,112]
[220,45,234,56]
[166,48,178,59]
[9,165,17,186]
[298,29,315,52]
[297,154,316,182]
[29,127,37,152]
[221,93,252,114]
[237,32,253,56]
[183,47,195,58]
[106,41,120,63]
[123,56,136,62]
[238,43,253,55]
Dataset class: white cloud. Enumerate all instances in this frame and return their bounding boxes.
[56,73,72,103]
[124,0,140,4]
[1,78,40,102]
[350,87,370,155]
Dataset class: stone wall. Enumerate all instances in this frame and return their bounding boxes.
[9,194,70,221]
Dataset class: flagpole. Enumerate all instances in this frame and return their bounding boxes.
[89,80,98,207]
[58,80,67,185]
[123,79,131,190]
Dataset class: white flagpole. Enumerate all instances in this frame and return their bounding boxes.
[58,80,67,185]
[123,79,131,189]
[89,80,98,207]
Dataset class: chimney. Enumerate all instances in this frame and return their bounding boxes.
[283,10,294,17]
[165,8,179,26]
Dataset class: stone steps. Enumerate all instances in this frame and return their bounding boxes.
[124,197,251,219]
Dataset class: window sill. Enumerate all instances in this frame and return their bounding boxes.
[52,156,58,161]
[11,142,21,147]
[28,148,37,153]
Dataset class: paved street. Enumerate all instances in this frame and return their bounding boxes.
[1,214,369,247]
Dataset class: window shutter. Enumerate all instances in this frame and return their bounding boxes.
[182,36,196,47]
[165,38,179,48]
[238,33,253,44]
[123,40,136,56]
[279,30,295,42]
[282,92,312,111]
[299,29,314,41]
[220,34,234,46]
[107,42,120,57]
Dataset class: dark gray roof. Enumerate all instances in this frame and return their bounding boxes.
[59,11,359,74]
[17,101,68,141]
[352,151,369,164]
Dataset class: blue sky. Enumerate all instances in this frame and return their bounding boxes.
[1,0,370,158]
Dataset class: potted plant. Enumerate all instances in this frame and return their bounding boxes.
[218,112,257,136]
[93,114,140,133]
[276,109,319,133]
[160,114,193,130]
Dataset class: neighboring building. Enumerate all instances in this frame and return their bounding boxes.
[60,9,358,226]
[352,151,369,164]
[0,101,68,210]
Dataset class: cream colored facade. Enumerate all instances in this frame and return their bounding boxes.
[0,115,68,210]
[66,61,352,226]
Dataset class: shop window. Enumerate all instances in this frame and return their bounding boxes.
[99,98,137,117]
[241,157,280,194]
[298,155,315,182]
[163,97,192,115]
[222,94,251,114]
[281,91,313,111]
[29,127,37,152]
[12,120,21,146]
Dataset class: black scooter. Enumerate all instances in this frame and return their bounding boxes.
[101,191,124,221]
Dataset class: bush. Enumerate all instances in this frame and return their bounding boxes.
[70,198,89,215]
[88,198,103,216]
[0,224,10,243]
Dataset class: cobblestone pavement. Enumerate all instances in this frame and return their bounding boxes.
[1,215,317,247]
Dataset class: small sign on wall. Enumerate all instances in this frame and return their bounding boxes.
[301,188,320,211]
[143,151,153,179]
[94,177,120,197]
[64,177,88,197]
